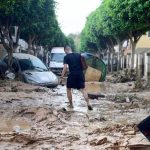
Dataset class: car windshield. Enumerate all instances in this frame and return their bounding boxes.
[51,53,66,62]
[18,57,48,71]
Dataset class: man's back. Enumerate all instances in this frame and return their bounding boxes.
[61,46,93,110]
[64,53,83,74]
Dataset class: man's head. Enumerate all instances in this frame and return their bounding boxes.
[64,46,72,54]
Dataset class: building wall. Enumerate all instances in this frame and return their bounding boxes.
[136,33,150,49]
[124,33,150,56]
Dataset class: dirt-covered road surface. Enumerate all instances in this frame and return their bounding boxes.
[0,77,150,150]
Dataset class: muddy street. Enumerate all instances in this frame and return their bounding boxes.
[0,79,150,150]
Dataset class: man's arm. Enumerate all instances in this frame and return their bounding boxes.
[61,64,67,78]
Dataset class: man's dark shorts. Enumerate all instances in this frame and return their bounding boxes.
[67,72,85,90]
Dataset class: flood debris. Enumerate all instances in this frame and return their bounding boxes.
[129,144,150,150]
[0,80,48,93]
[88,93,106,99]
[107,93,141,104]
[5,70,15,80]
[90,137,108,146]
[107,69,136,83]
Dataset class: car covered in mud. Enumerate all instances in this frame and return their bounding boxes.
[2,53,59,88]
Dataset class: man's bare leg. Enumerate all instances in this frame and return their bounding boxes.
[67,88,73,108]
[80,88,93,110]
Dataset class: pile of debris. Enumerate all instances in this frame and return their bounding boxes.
[108,69,137,83]
[0,80,48,93]
[108,93,139,103]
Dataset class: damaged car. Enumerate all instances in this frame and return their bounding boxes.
[2,53,59,88]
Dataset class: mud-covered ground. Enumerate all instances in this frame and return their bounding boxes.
[0,76,150,150]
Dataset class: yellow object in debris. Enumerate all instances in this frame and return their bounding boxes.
[85,82,106,94]
[85,66,101,82]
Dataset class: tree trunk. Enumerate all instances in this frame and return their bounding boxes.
[7,35,14,70]
[111,52,114,73]
[117,40,123,72]
[0,26,20,70]
[27,35,35,54]
[106,39,115,73]
[13,26,20,52]
[130,41,136,69]
[122,55,125,70]
[7,50,13,69]
[128,32,142,69]
[28,36,32,53]
[107,50,111,72]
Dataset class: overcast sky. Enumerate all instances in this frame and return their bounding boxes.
[55,0,101,35]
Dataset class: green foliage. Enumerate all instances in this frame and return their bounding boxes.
[0,0,69,53]
[20,0,67,48]
[66,36,75,51]
[81,0,150,53]
[0,0,30,26]
[67,34,81,52]
[0,0,68,68]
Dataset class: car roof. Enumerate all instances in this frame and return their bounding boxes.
[51,47,64,53]
[81,52,96,58]
[12,53,37,60]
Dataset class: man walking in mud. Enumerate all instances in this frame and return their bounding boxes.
[60,46,93,110]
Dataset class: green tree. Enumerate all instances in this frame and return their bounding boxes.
[81,0,150,70]
[0,0,67,68]
[67,34,81,52]
[20,0,57,53]
[0,0,30,68]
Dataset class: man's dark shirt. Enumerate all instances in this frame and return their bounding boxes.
[64,53,83,74]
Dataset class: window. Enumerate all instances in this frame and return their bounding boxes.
[18,57,48,71]
[51,53,66,62]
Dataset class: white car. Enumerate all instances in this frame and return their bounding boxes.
[3,53,59,88]
[49,47,66,75]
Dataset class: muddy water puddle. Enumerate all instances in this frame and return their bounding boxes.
[0,117,31,133]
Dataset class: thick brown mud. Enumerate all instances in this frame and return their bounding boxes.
[0,79,149,150]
